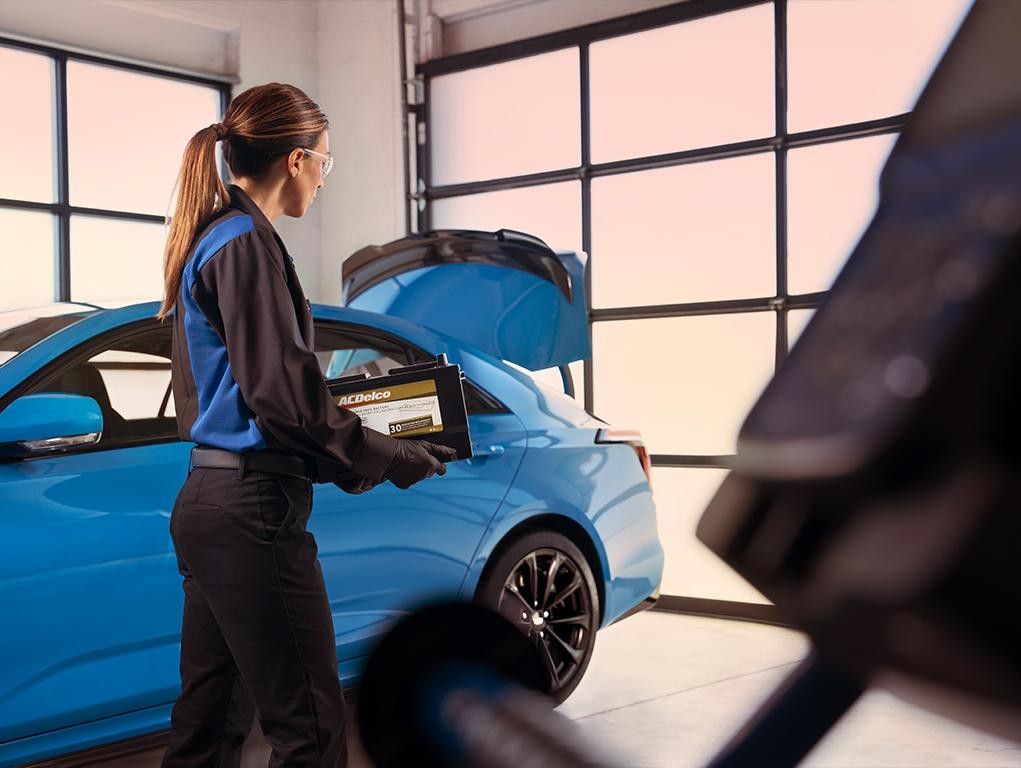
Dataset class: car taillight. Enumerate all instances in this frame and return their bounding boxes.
[596,428,652,488]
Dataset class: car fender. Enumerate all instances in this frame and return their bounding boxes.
[457,497,612,618]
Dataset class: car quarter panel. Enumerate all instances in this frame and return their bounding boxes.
[308,409,528,662]
[460,428,664,629]
[310,307,664,628]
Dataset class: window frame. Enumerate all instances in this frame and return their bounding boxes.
[10,320,181,456]
[0,36,232,303]
[414,0,945,616]
[416,0,909,441]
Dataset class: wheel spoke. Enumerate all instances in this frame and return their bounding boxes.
[540,552,562,610]
[536,634,561,688]
[547,613,588,625]
[503,582,534,614]
[526,553,539,606]
[546,627,584,664]
[548,574,582,609]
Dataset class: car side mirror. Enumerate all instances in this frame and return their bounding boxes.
[0,393,104,458]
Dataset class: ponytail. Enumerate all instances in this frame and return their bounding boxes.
[158,124,229,321]
[158,83,328,322]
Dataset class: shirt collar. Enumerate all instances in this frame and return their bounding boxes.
[226,183,274,232]
[225,182,293,261]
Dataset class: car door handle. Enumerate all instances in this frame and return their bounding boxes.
[470,444,505,461]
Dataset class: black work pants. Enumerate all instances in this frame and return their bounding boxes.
[162,465,348,768]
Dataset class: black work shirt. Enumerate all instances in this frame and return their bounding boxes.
[169,183,397,483]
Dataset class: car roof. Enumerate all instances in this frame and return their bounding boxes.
[0,301,595,430]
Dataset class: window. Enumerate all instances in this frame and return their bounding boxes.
[420,0,970,610]
[88,350,173,422]
[0,46,54,204]
[786,0,970,132]
[431,182,582,255]
[70,217,175,304]
[0,209,57,310]
[314,325,413,380]
[593,314,775,455]
[786,133,897,294]
[314,321,507,416]
[0,305,96,367]
[429,48,580,185]
[653,466,767,603]
[0,38,229,311]
[589,3,775,161]
[31,324,177,446]
[590,153,776,308]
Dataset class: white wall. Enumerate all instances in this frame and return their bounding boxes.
[316,0,405,306]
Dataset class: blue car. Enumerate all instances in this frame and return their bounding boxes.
[0,230,663,766]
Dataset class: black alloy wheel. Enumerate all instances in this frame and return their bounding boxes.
[477,530,600,703]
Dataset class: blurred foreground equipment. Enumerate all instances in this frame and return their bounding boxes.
[357,602,616,768]
[698,0,1021,760]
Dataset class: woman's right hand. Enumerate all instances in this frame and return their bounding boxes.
[384,439,458,489]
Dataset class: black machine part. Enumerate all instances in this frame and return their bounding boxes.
[356,602,616,768]
[698,0,1021,746]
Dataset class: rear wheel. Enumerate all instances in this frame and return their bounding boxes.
[477,530,599,703]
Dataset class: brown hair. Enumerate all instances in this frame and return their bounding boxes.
[158,83,328,321]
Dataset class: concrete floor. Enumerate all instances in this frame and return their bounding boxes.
[105,611,1020,767]
[560,612,1021,767]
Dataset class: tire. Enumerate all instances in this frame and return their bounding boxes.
[476,529,600,703]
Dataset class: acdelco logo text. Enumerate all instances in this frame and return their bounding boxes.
[338,391,392,406]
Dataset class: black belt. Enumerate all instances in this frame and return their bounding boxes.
[190,446,311,480]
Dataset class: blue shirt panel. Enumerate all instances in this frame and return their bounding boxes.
[182,214,267,452]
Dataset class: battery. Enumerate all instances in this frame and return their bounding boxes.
[325,354,473,482]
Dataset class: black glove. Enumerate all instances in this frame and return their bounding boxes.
[384,439,458,490]
[335,474,380,495]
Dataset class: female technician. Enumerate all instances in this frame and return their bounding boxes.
[157,83,455,768]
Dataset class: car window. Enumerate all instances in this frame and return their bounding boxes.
[322,347,406,379]
[0,307,95,367]
[30,324,177,447]
[314,322,508,415]
[314,325,415,380]
[89,349,174,419]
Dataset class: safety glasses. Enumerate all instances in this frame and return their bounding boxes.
[301,147,334,179]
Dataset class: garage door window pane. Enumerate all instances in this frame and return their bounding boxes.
[592,153,775,308]
[0,47,55,203]
[68,62,220,216]
[590,4,774,163]
[0,210,55,310]
[788,0,970,132]
[70,217,166,304]
[654,466,768,603]
[787,309,815,351]
[787,134,896,295]
[431,182,581,253]
[430,49,579,185]
[593,314,775,455]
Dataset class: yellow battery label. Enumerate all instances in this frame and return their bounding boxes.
[335,379,443,437]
